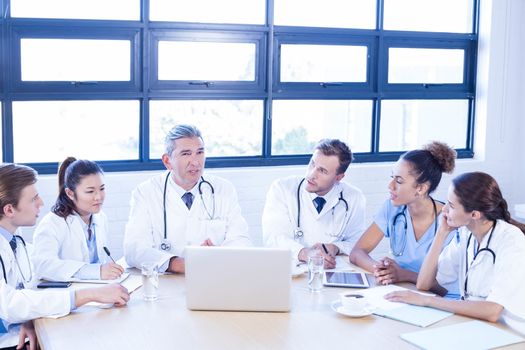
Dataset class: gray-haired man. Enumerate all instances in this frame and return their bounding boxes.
[124,124,252,273]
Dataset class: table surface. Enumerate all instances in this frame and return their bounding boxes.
[34,271,525,350]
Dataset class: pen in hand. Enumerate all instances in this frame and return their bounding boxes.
[103,246,116,263]
[321,244,329,255]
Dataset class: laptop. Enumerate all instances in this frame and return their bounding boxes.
[185,246,292,312]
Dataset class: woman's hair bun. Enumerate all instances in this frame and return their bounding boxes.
[424,141,456,174]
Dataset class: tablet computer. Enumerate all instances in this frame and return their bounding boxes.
[323,271,369,288]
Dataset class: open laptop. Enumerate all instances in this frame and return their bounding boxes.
[185,246,292,312]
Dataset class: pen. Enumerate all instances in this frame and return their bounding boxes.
[103,246,116,263]
[321,244,329,255]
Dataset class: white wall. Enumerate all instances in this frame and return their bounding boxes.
[18,0,525,259]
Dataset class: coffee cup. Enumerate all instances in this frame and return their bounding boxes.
[340,293,367,313]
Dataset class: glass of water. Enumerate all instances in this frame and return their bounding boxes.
[307,254,324,292]
[141,261,159,301]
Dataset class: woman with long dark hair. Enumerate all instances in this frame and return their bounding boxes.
[386,172,525,334]
[32,157,124,281]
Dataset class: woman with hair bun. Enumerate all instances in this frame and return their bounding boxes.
[386,172,525,334]
[32,157,124,281]
[350,141,457,291]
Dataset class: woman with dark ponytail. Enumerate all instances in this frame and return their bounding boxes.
[386,172,525,335]
[350,141,457,291]
[32,157,124,281]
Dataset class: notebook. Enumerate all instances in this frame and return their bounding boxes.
[185,246,292,312]
[362,284,453,327]
[400,320,525,350]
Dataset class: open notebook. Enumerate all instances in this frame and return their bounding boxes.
[361,285,453,327]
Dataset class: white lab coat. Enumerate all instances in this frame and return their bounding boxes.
[31,212,110,282]
[0,233,70,348]
[124,172,252,270]
[262,176,366,262]
[436,219,525,335]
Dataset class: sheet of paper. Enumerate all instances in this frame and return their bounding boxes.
[68,272,130,284]
[400,320,525,349]
[361,285,452,327]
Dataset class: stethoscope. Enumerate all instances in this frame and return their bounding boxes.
[160,172,216,251]
[462,221,497,300]
[293,178,349,241]
[0,235,32,287]
[389,198,439,256]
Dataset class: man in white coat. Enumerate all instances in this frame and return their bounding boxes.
[124,124,252,274]
[0,163,129,350]
[262,139,366,268]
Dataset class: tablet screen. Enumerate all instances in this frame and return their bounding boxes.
[324,271,369,288]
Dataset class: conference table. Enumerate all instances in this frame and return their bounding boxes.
[34,268,524,350]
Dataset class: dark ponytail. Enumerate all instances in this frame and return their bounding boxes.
[52,157,103,218]
[452,172,525,234]
[401,141,456,195]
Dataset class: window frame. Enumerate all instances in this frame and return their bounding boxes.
[0,0,479,174]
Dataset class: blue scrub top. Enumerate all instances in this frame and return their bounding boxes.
[374,199,451,273]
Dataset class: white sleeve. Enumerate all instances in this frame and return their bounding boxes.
[334,190,367,256]
[31,217,86,282]
[262,180,304,261]
[486,231,525,316]
[0,280,70,324]
[436,232,462,290]
[123,185,174,270]
[220,183,252,247]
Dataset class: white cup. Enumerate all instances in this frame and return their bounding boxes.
[340,293,367,313]
[141,261,159,301]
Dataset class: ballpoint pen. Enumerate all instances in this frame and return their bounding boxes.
[103,246,116,263]
[321,243,329,255]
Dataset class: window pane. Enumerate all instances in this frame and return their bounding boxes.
[275,0,375,29]
[21,39,131,81]
[272,100,372,155]
[12,101,139,162]
[158,41,256,81]
[11,0,139,20]
[149,100,263,158]
[150,0,265,24]
[389,48,464,84]
[379,100,468,152]
[384,0,473,33]
[281,45,367,83]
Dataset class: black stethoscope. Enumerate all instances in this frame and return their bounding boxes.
[462,221,497,300]
[389,198,439,256]
[293,178,349,241]
[160,172,216,251]
[1,235,32,287]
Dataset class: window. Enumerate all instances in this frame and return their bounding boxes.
[0,1,479,172]
[21,39,131,82]
[12,101,140,162]
[11,0,140,20]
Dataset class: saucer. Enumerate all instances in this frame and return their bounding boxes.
[331,300,372,318]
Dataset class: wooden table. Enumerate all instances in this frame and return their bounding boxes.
[35,273,523,350]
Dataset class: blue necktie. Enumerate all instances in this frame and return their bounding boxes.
[0,320,7,334]
[313,197,326,214]
[182,192,194,210]
[9,236,17,254]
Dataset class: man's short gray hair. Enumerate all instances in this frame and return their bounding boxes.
[164,124,203,155]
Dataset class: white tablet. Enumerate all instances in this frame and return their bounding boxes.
[323,271,370,288]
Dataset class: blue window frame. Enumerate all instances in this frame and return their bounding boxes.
[0,0,479,174]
